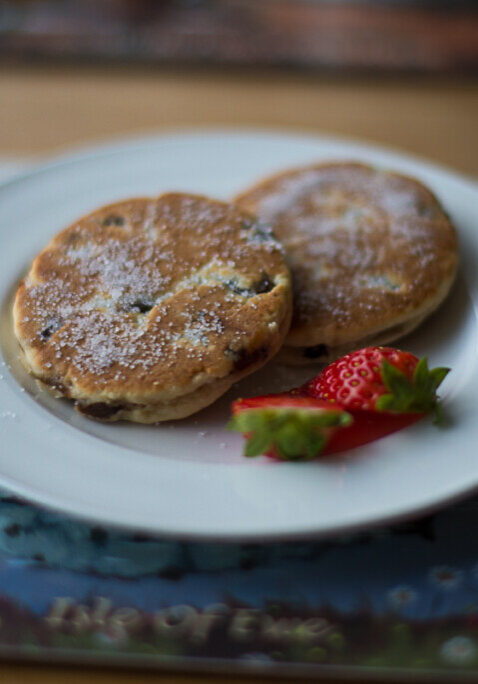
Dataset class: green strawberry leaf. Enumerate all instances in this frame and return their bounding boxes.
[375,394,398,412]
[376,357,450,422]
[429,366,450,393]
[276,422,304,460]
[433,401,445,427]
[244,431,272,458]
[228,406,352,461]
[380,361,415,406]
[305,433,327,460]
[412,356,429,388]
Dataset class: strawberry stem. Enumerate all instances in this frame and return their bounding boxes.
[227,407,352,461]
[375,357,450,422]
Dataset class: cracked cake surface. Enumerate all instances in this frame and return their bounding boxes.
[13,193,292,421]
[235,162,458,364]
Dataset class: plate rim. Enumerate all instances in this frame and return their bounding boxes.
[4,125,477,197]
[3,461,478,543]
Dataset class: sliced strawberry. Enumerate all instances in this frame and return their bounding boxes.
[324,410,423,455]
[228,347,450,461]
[228,394,352,461]
[306,346,449,422]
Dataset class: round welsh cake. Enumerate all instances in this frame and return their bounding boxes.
[13,193,292,422]
[235,162,458,364]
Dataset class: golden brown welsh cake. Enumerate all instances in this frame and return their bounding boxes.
[13,193,292,421]
[235,162,458,364]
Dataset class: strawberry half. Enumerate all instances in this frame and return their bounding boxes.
[305,346,450,423]
[228,394,352,461]
[324,410,423,455]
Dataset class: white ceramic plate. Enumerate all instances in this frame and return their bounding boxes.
[0,130,477,541]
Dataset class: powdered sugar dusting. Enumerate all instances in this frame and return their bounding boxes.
[15,193,289,395]
[240,163,456,332]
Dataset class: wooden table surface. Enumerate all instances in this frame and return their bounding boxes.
[0,64,477,684]
[1,65,477,176]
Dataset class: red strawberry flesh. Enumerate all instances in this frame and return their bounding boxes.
[324,410,423,455]
[306,347,419,411]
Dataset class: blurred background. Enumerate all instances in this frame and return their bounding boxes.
[0,1,477,168]
[1,0,477,71]
[0,4,477,684]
